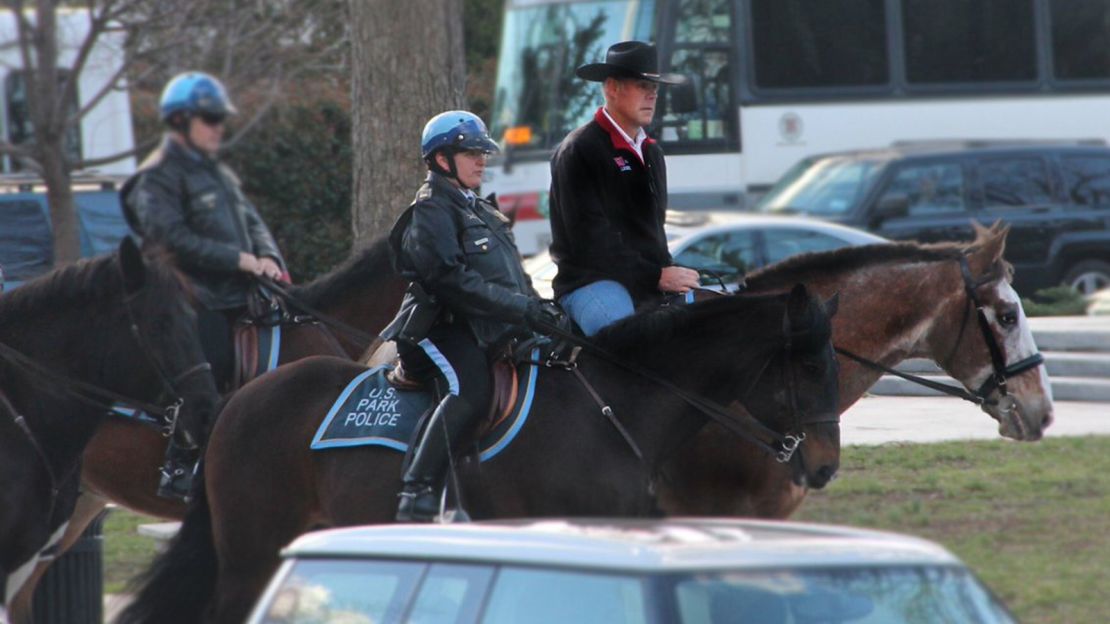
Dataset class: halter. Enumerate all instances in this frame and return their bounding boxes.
[836,254,1044,407]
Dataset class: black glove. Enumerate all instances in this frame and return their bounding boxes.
[524,299,565,332]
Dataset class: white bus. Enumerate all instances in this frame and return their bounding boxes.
[0,9,136,175]
[485,0,1110,255]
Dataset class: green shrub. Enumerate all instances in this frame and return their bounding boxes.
[1021,285,1088,317]
[224,99,353,282]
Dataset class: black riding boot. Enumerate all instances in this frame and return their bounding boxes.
[157,434,199,501]
[396,394,476,522]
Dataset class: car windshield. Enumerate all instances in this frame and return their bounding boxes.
[756,156,884,217]
[668,566,1016,624]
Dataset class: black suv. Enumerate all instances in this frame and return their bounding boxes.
[755,141,1110,296]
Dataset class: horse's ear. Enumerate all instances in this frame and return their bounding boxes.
[968,219,1009,275]
[823,291,840,318]
[118,236,147,295]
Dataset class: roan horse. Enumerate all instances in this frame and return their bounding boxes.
[659,222,1055,518]
[119,285,841,624]
[0,239,220,623]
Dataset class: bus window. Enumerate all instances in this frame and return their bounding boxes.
[490,0,657,152]
[749,0,888,89]
[1050,0,1110,81]
[903,0,1036,84]
[5,70,82,171]
[659,0,733,145]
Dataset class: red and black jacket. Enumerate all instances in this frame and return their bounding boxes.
[548,107,673,304]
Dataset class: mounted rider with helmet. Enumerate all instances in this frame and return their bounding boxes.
[383,110,562,522]
[120,71,287,501]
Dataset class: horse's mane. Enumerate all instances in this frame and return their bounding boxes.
[593,292,825,368]
[746,222,1015,291]
[745,240,968,291]
[0,248,186,326]
[288,236,395,307]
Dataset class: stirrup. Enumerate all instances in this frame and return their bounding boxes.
[157,465,193,502]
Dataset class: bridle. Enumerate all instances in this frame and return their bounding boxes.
[0,265,212,517]
[836,254,1044,409]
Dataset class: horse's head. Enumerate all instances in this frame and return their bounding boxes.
[932,223,1054,441]
[741,284,841,489]
[116,238,221,444]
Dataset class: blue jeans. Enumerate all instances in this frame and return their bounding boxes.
[558,280,635,336]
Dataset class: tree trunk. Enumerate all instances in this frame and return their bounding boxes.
[41,141,81,265]
[350,0,467,249]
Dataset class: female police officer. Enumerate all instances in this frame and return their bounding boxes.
[384,111,560,522]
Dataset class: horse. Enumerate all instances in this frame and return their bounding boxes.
[0,238,220,623]
[117,285,841,624]
[3,241,408,622]
[658,222,1055,519]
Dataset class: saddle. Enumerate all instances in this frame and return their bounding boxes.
[366,341,520,433]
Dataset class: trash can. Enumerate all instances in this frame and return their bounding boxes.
[32,509,110,624]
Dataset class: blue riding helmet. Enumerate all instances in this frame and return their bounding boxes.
[420,111,500,160]
[159,72,238,122]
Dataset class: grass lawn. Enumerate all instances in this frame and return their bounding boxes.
[104,436,1110,622]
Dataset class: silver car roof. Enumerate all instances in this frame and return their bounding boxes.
[281,518,961,573]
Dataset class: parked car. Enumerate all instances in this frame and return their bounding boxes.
[246,518,1016,624]
[755,141,1110,296]
[524,211,886,298]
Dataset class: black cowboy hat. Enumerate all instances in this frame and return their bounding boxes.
[575,41,686,85]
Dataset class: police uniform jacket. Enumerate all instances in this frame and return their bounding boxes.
[548,107,673,304]
[121,138,284,310]
[385,172,536,349]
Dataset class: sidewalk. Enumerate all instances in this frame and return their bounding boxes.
[841,394,1107,446]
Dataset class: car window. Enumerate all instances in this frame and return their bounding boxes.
[408,564,494,624]
[673,230,758,285]
[756,157,882,217]
[763,228,852,265]
[1059,155,1110,206]
[481,567,647,624]
[879,162,967,215]
[257,559,423,623]
[979,157,1054,207]
[672,566,1016,624]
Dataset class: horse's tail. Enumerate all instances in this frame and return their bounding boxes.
[115,469,217,624]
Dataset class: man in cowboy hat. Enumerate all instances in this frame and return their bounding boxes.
[548,41,700,336]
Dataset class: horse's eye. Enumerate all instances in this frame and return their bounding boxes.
[998,310,1018,327]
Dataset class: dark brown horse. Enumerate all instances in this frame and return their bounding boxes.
[0,239,220,623]
[7,241,405,623]
[118,286,840,624]
[658,222,1055,518]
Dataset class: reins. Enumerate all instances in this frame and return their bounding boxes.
[256,275,381,350]
[834,254,1044,407]
[531,311,818,463]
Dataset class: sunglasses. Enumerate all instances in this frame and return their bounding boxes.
[198,112,227,126]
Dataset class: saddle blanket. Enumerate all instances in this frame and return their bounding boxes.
[311,354,540,461]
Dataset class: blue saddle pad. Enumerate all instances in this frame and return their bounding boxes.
[311,350,541,459]
[311,365,434,451]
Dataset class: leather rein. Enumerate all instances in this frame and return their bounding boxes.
[834,254,1044,408]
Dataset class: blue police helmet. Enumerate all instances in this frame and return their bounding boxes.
[421,111,500,160]
[159,72,238,122]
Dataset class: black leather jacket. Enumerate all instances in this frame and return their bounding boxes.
[384,173,536,349]
[120,138,284,310]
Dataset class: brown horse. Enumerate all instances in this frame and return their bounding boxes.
[0,240,220,622]
[658,222,1055,518]
[7,240,405,624]
[118,286,841,624]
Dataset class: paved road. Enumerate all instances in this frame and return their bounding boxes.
[842,395,1108,445]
